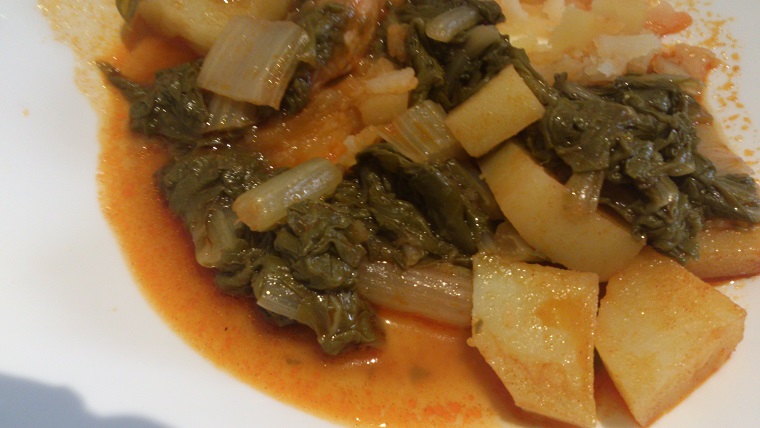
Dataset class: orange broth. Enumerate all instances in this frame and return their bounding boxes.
[93,17,634,428]
[36,0,752,424]
[99,20,506,428]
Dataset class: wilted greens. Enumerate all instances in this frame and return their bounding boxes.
[158,152,274,295]
[355,144,498,257]
[104,0,760,355]
[154,143,498,354]
[157,148,381,354]
[279,2,352,114]
[99,60,256,155]
[388,0,511,109]
[518,70,760,262]
[100,32,505,352]
[294,2,352,67]
[98,61,209,151]
[107,1,353,134]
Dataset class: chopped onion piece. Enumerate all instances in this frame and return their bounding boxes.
[198,16,312,109]
[426,6,481,43]
[378,100,465,163]
[232,158,343,231]
[357,261,473,327]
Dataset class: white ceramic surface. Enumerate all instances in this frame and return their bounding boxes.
[1,1,758,427]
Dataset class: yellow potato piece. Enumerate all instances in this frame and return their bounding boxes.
[596,247,746,426]
[686,224,760,281]
[479,142,644,281]
[470,254,599,428]
[445,65,545,157]
[136,0,296,53]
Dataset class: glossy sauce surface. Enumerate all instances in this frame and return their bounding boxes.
[36,0,754,425]
[97,22,530,428]
[86,15,640,428]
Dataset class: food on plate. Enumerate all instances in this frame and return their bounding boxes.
[88,0,760,426]
[445,64,546,157]
[596,247,746,426]
[686,223,760,280]
[480,142,645,281]
[470,253,599,428]
[117,0,296,52]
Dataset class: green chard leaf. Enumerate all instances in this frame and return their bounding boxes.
[278,2,353,115]
[294,2,352,67]
[158,150,381,354]
[392,0,512,110]
[274,200,367,291]
[405,19,447,105]
[397,0,504,24]
[98,57,316,153]
[99,60,214,153]
[517,67,760,262]
[357,144,495,256]
[158,151,275,295]
[251,254,379,355]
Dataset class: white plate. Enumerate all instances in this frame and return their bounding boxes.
[0,1,758,427]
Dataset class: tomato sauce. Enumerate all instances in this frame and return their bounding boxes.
[47,9,634,428]
[97,21,515,428]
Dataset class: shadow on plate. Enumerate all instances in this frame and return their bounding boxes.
[0,372,170,428]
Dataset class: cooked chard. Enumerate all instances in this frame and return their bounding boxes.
[197,17,312,109]
[357,144,496,255]
[99,60,209,150]
[357,261,473,327]
[251,254,378,355]
[158,150,382,353]
[152,137,500,353]
[232,158,343,232]
[391,0,511,109]
[516,67,760,262]
[276,2,354,114]
[294,2,352,67]
[102,0,760,357]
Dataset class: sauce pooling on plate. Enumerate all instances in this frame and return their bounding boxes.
[97,19,510,428]
[96,16,631,428]
[42,0,756,426]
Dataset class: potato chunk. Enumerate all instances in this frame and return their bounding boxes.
[445,65,545,157]
[136,0,296,53]
[596,247,746,426]
[479,142,644,281]
[470,254,598,428]
[686,224,760,280]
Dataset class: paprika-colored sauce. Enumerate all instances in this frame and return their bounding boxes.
[48,9,632,428]
[98,21,516,428]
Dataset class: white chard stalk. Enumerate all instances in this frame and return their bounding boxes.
[197,16,312,109]
[232,158,343,231]
[357,261,473,327]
